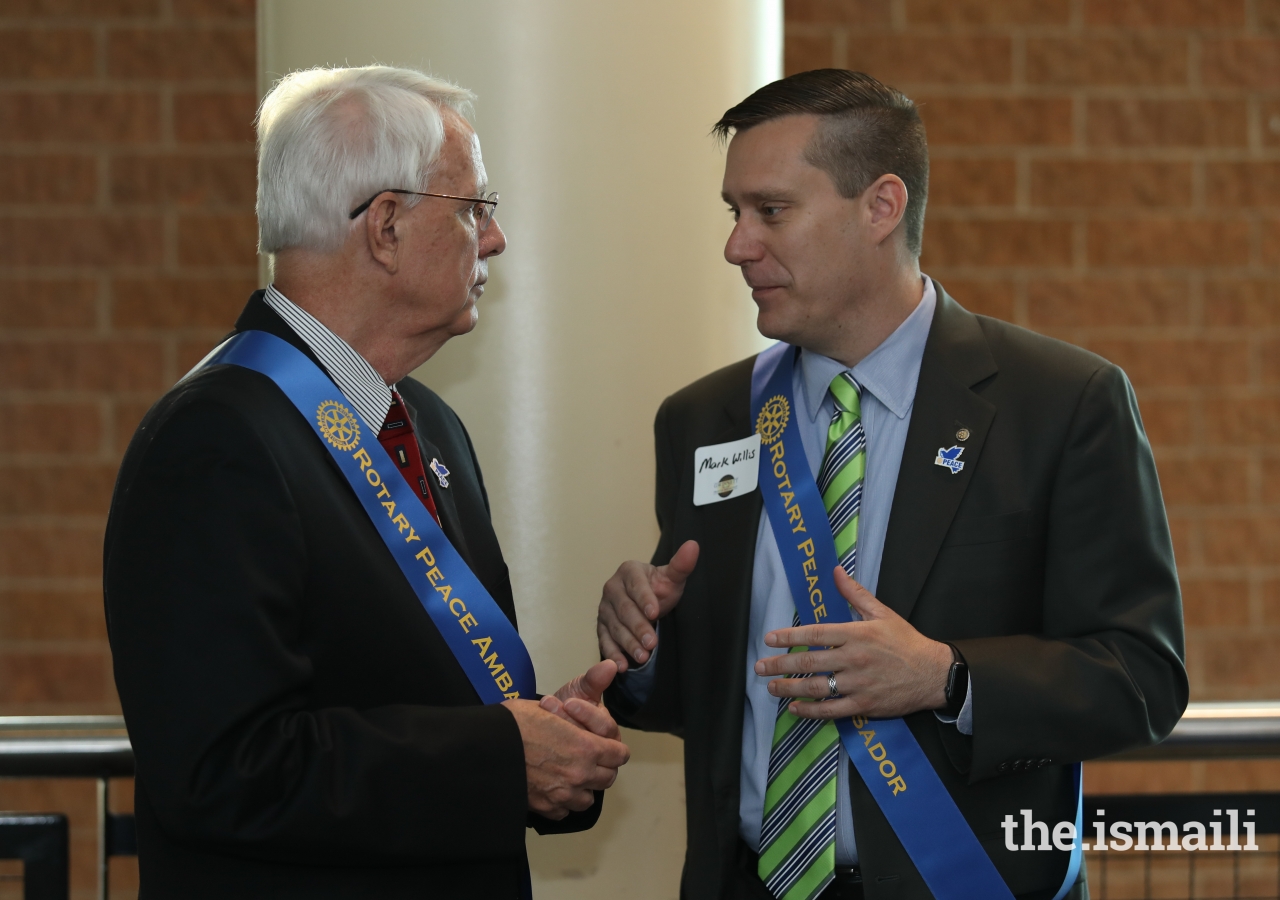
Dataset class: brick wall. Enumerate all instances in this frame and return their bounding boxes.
[0,0,257,894]
[786,0,1280,795]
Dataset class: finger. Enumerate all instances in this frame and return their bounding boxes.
[584,766,620,791]
[578,659,617,703]
[619,566,662,643]
[540,695,564,714]
[563,698,622,740]
[618,563,662,621]
[764,623,847,650]
[656,540,699,591]
[834,567,891,620]
[768,674,841,701]
[754,648,840,677]
[599,599,650,663]
[592,737,631,769]
[565,788,597,812]
[785,695,864,720]
[597,621,629,673]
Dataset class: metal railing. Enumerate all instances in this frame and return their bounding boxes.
[5,704,1280,899]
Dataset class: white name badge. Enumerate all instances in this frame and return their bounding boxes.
[693,434,761,506]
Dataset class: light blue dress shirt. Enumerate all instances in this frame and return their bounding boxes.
[620,277,971,867]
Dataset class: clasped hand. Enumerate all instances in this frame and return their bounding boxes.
[502,660,630,820]
[596,543,952,720]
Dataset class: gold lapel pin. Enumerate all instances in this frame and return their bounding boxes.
[956,427,971,442]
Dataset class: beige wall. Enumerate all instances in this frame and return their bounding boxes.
[259,3,780,896]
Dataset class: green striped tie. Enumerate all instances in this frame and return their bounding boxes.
[759,373,864,899]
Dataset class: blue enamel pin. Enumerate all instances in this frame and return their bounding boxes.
[429,458,451,488]
[934,446,965,474]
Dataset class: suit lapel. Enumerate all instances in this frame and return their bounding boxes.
[877,285,998,622]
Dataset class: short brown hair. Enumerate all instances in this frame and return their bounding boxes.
[714,69,929,257]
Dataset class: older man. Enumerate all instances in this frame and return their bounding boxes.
[104,66,627,898]
[598,70,1186,900]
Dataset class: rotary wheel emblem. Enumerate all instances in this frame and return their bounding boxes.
[756,395,791,445]
[316,400,361,451]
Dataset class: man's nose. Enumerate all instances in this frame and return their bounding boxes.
[481,219,507,258]
[723,221,760,267]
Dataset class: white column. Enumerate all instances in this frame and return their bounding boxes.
[259,3,779,895]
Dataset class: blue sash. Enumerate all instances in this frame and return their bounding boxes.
[751,342,1082,900]
[198,329,537,706]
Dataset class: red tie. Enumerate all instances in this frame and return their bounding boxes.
[377,390,441,526]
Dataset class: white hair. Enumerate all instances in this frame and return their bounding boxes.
[255,65,475,254]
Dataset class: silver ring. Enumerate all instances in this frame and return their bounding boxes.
[826,673,840,698]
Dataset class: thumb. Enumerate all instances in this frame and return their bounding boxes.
[659,540,700,588]
[834,566,891,620]
[555,659,618,705]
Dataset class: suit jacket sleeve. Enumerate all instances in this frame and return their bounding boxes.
[105,396,530,865]
[604,396,687,735]
[957,364,1188,780]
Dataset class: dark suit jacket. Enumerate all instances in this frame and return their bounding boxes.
[606,283,1187,900]
[104,293,598,898]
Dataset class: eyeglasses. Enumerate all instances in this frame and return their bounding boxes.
[348,189,500,231]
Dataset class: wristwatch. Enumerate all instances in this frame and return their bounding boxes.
[942,643,969,719]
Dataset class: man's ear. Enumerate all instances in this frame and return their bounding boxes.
[364,194,404,273]
[865,173,908,246]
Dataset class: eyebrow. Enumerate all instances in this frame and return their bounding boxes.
[722,189,796,204]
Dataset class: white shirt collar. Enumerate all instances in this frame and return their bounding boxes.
[262,284,395,430]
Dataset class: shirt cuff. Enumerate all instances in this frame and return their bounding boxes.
[612,632,659,706]
[932,673,973,735]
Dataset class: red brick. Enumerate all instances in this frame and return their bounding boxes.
[1088,339,1248,388]
[0,91,161,145]
[846,36,1012,86]
[1086,220,1251,267]
[107,26,255,81]
[1027,279,1188,327]
[906,0,1069,24]
[176,213,258,267]
[784,33,836,76]
[1265,462,1280,504]
[0,215,162,266]
[112,276,254,327]
[0,589,108,640]
[1202,634,1280,690]
[1206,163,1280,208]
[177,336,223,372]
[1088,100,1247,148]
[1137,398,1193,446]
[0,28,95,79]
[1167,514,1193,562]
[785,0,892,25]
[928,159,1016,207]
[1026,37,1189,87]
[1262,0,1280,31]
[1204,397,1280,445]
[1202,40,1280,89]
[923,220,1073,267]
[0,279,97,329]
[0,0,160,14]
[0,524,103,578]
[0,650,108,704]
[1265,221,1280,265]
[1180,577,1249,628]
[0,154,96,204]
[172,0,254,19]
[174,90,257,144]
[0,401,103,453]
[1202,760,1280,791]
[110,154,256,207]
[1085,761,1198,795]
[1203,281,1274,327]
[918,97,1073,146]
[1156,456,1249,505]
[1203,515,1280,566]
[0,339,164,390]
[0,464,117,515]
[1031,161,1192,209]
[1263,339,1280,385]
[938,278,1015,320]
[1085,0,1245,26]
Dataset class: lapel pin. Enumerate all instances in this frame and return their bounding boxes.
[956,427,970,442]
[429,458,451,488]
[934,446,965,474]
